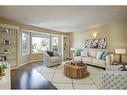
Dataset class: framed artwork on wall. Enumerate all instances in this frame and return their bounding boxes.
[85,38,107,49]
[98,38,107,49]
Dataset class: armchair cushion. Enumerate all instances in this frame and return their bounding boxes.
[54,51,60,57]
[50,56,61,63]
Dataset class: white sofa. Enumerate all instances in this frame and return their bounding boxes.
[43,51,61,67]
[73,50,113,68]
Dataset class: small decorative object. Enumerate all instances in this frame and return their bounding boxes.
[0,56,6,61]
[3,40,11,45]
[4,48,11,53]
[85,38,107,49]
[5,29,10,34]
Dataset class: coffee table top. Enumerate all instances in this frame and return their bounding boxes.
[64,61,87,69]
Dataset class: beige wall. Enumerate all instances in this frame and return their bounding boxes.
[0,17,69,67]
[70,19,127,62]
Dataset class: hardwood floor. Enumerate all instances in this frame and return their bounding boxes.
[11,62,57,90]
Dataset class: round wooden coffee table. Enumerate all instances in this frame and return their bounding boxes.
[64,61,89,79]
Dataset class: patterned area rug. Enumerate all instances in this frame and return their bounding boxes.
[35,62,104,90]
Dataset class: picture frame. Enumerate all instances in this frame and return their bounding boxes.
[85,38,107,49]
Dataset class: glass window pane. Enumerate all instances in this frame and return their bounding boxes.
[51,36,59,52]
[22,32,29,54]
[32,34,50,53]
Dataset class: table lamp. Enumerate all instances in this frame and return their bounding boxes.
[70,48,75,58]
[115,49,126,63]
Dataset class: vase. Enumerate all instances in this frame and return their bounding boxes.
[0,67,5,76]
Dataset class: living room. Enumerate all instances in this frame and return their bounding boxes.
[0,6,127,90]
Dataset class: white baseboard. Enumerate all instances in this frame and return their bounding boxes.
[11,66,19,70]
[11,60,42,70]
[19,60,42,67]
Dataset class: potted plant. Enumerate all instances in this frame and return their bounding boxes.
[0,63,8,76]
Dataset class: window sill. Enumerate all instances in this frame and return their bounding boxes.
[31,52,43,54]
[22,53,29,56]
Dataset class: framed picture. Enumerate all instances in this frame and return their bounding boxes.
[98,38,107,49]
[85,38,107,49]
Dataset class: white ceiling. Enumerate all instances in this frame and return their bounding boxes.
[0,6,127,32]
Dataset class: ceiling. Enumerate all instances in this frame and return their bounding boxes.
[0,6,127,32]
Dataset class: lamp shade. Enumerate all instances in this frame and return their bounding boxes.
[115,49,126,54]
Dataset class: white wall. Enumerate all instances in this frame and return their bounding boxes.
[70,19,127,62]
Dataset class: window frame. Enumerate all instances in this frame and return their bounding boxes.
[31,32,50,53]
[21,31,30,55]
[50,35,60,52]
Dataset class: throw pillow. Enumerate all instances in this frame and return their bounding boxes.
[81,50,88,57]
[99,52,105,59]
[75,49,83,56]
[102,52,108,60]
[47,51,54,57]
[96,51,103,59]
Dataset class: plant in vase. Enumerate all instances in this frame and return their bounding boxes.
[0,63,8,76]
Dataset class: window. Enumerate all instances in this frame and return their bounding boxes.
[32,33,50,53]
[51,36,59,52]
[22,32,29,54]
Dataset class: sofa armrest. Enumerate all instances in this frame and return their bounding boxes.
[43,52,51,63]
[106,54,114,66]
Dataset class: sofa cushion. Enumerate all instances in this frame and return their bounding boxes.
[73,56,82,61]
[81,50,88,57]
[92,58,106,66]
[82,57,93,63]
[50,56,61,62]
[96,51,103,59]
[88,50,96,58]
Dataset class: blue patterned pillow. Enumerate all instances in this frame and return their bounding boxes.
[102,52,108,60]
[99,52,105,59]
[75,49,83,56]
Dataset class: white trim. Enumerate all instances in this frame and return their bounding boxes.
[31,52,43,54]
[0,23,19,30]
[21,31,30,55]
[11,59,43,70]
[19,60,42,67]
[11,66,19,70]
